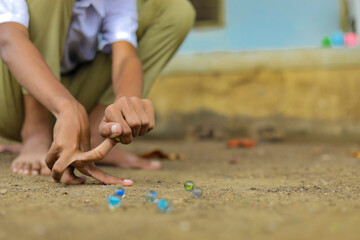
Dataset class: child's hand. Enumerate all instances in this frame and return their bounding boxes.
[99,96,155,144]
[47,138,133,185]
[45,102,132,185]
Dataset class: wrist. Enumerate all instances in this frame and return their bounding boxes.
[53,98,83,118]
[115,92,142,101]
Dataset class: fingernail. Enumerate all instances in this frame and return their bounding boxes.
[24,170,29,175]
[32,170,39,175]
[151,161,161,167]
[124,179,133,184]
[111,125,119,134]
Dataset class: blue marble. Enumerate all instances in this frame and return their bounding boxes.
[156,199,173,213]
[330,32,344,47]
[145,190,158,203]
[107,195,121,210]
[114,186,125,198]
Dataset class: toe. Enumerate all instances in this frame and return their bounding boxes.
[135,158,161,170]
[16,162,25,174]
[11,162,18,173]
[32,162,41,175]
[148,160,161,170]
[23,163,31,175]
[40,165,52,176]
[11,160,22,173]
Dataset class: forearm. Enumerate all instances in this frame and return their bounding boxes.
[111,41,143,99]
[0,23,77,117]
[101,42,155,144]
[112,55,143,99]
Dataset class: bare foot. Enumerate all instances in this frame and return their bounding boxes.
[11,135,52,176]
[98,146,161,170]
[10,95,52,176]
[90,104,161,170]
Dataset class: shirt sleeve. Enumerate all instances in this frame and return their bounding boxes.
[0,0,29,28]
[99,0,138,52]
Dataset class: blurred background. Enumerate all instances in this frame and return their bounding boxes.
[3,2,360,239]
[147,0,360,142]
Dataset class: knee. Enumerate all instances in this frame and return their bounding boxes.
[177,0,196,36]
[163,0,196,39]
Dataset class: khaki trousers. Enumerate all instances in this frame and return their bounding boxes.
[0,0,195,141]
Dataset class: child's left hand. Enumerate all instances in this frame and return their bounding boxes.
[47,138,133,185]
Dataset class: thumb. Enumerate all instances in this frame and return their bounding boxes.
[99,120,122,139]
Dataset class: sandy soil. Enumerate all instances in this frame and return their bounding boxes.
[1,140,360,240]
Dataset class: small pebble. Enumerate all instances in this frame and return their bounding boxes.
[229,157,238,164]
[145,190,158,203]
[193,187,203,198]
[107,195,121,210]
[157,199,173,213]
[114,186,125,198]
[0,189,7,195]
[184,181,195,191]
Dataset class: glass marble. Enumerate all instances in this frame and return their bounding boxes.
[193,187,203,198]
[321,37,331,48]
[157,199,173,213]
[184,181,195,191]
[114,186,125,198]
[112,137,121,143]
[107,195,121,210]
[330,32,344,47]
[344,32,358,47]
[145,190,158,203]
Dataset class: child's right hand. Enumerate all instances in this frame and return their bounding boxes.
[98,96,155,144]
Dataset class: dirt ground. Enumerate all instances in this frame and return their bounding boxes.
[1,139,360,240]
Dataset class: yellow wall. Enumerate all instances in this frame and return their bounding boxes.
[147,49,360,138]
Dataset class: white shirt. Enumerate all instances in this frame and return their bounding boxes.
[0,0,138,73]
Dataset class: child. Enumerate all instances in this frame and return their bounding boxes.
[0,0,195,184]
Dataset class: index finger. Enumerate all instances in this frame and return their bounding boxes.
[85,163,133,185]
[142,100,155,132]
